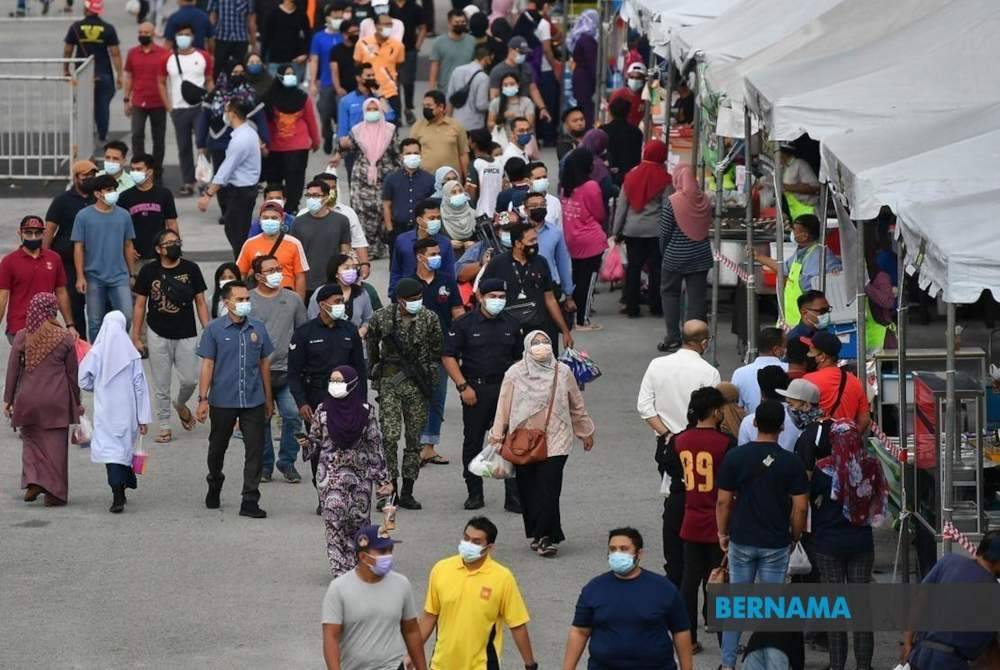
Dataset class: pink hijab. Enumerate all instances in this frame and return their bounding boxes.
[668,164,712,241]
[351,98,396,185]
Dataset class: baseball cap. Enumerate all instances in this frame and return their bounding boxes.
[354,524,400,552]
[776,379,820,405]
[509,36,530,53]
[259,201,284,217]
[84,0,103,13]
[20,215,45,230]
[626,63,647,77]
[315,284,343,302]
[72,159,98,176]
[802,331,842,358]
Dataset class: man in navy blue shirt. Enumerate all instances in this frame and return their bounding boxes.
[164,0,215,49]
[785,289,833,345]
[389,199,454,299]
[196,280,274,519]
[382,138,435,242]
[564,527,693,670]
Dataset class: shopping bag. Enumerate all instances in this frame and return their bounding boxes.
[787,541,812,575]
[132,435,148,475]
[71,415,92,448]
[558,348,602,388]
[195,154,213,184]
[468,444,514,479]
[74,338,91,363]
[659,471,672,497]
[598,242,625,283]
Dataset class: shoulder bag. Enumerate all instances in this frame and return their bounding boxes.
[173,50,207,106]
[448,69,482,109]
[159,268,197,307]
[500,365,558,465]
[828,368,849,417]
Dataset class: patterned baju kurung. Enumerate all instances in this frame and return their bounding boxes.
[347,132,400,259]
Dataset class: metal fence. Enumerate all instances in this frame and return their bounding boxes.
[0,57,94,181]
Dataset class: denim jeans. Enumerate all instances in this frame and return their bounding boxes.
[85,276,132,342]
[721,542,790,666]
[94,73,116,141]
[261,383,302,473]
[419,363,448,445]
[742,648,790,670]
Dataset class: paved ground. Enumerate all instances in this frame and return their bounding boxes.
[0,6,991,669]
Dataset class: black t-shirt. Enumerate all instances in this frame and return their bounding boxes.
[133,259,207,339]
[330,42,358,92]
[673,93,695,125]
[809,470,874,557]
[412,272,462,329]
[45,189,93,263]
[117,185,178,259]
[482,252,553,329]
[717,441,810,549]
[794,419,833,473]
[64,15,120,78]
[350,1,373,23]
[389,0,424,50]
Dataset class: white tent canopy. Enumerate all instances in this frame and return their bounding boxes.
[744,0,1000,141]
[621,0,740,49]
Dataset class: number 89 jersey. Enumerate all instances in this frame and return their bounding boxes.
[673,428,736,543]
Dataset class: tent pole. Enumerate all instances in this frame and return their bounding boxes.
[642,38,655,144]
[943,301,956,554]
[773,147,785,327]
[897,236,910,582]
[592,0,606,127]
[691,64,702,179]
[662,57,675,154]
[817,183,829,292]
[744,104,757,360]
[856,219,866,378]
[709,136,723,367]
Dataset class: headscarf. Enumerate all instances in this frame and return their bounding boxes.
[264,64,308,114]
[567,9,598,51]
[24,292,66,372]
[433,165,458,197]
[212,261,242,318]
[321,365,370,450]
[85,311,140,387]
[716,382,746,439]
[622,139,671,212]
[206,68,258,124]
[560,147,594,197]
[351,98,396,185]
[816,420,888,527]
[440,179,477,240]
[244,57,274,99]
[580,129,610,182]
[507,330,562,431]
[490,17,512,42]
[669,163,713,242]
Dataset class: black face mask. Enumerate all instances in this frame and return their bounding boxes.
[528,208,547,223]
[229,75,245,87]
[452,24,467,34]
[569,127,586,138]
[422,107,435,121]
[163,246,182,261]
[363,78,378,90]
[138,35,153,46]
[22,238,42,251]
[522,244,539,257]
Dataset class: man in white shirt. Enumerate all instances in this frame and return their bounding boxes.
[637,320,721,439]
[736,365,802,452]
[499,116,532,172]
[359,0,404,41]
[158,24,213,196]
[730,327,788,413]
[779,143,820,208]
[527,161,561,227]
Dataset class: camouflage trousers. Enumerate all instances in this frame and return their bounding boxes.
[377,378,429,481]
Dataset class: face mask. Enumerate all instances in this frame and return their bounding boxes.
[627,78,643,91]
[374,4,388,14]
[364,109,381,123]
[176,35,193,50]
[164,245,182,261]
[247,62,263,75]
[261,219,281,236]
[363,78,378,90]
[327,17,342,30]
[327,303,346,320]
[458,540,484,563]
[129,170,146,184]
[529,342,552,361]
[501,85,519,97]
[422,107,435,121]
[449,193,468,208]
[402,154,422,170]
[531,177,548,193]
[528,207,547,223]
[815,312,832,329]
[22,238,42,251]
[103,160,121,175]
[138,34,153,46]
[516,132,532,147]
[404,299,423,314]
[522,243,539,258]
[263,271,283,288]
[484,297,506,315]
[452,24,467,33]
[339,268,358,285]
[305,197,324,214]
[790,406,823,430]
[102,190,119,206]
[229,75,245,87]
[232,301,252,318]
[514,53,526,64]
[282,73,299,88]
[370,554,394,576]
[328,380,349,397]
[379,26,393,37]
[569,127,586,138]
[425,255,442,270]
[500,231,512,247]
[608,551,635,575]
[424,219,441,236]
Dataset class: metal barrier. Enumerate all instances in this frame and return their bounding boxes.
[0,57,94,181]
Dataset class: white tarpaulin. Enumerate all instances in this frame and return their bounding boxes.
[744,0,1000,141]
[622,0,740,45]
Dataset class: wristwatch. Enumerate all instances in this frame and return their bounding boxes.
[456,382,469,392]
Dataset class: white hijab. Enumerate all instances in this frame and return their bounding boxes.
[86,311,140,386]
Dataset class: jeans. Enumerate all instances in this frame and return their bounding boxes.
[94,73,116,141]
[170,106,201,185]
[571,253,603,326]
[624,236,662,316]
[742,648,790,670]
[261,383,302,473]
[660,268,708,347]
[85,276,132,342]
[721,542,790,666]
[207,404,265,504]
[317,85,337,146]
[131,106,167,173]
[419,364,447,445]
[146,329,198,431]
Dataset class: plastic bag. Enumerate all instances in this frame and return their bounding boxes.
[125,0,140,14]
[787,541,812,575]
[468,444,514,479]
[892,665,910,670]
[71,415,92,448]
[659,471,672,497]
[132,435,148,475]
[558,348,602,388]
[74,338,91,363]
[195,154,213,184]
[599,242,625,283]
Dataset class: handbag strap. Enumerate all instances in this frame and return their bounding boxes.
[267,229,286,257]
[541,365,559,431]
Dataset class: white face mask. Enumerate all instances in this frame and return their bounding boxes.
[175,34,193,50]
[327,17,342,31]
[402,154,422,170]
[529,342,552,361]
[380,26,392,38]
[103,160,121,175]
[264,271,283,288]
[328,381,350,398]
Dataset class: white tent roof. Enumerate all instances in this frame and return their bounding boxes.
[744,0,1000,141]
[621,0,740,47]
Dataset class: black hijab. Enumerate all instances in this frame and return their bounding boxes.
[560,147,595,197]
[264,63,308,115]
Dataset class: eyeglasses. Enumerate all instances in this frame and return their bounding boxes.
[806,305,832,315]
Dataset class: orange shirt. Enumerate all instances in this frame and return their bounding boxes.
[353,35,405,98]
[236,233,309,290]
[803,366,870,422]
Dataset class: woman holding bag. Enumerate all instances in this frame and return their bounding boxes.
[489,330,595,558]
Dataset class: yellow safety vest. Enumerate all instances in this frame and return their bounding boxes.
[781,245,818,328]
[785,192,815,220]
[865,303,896,354]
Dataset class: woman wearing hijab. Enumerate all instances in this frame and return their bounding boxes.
[263,63,321,213]
[4,293,81,507]
[612,139,672,318]
[78,311,152,513]
[659,163,713,352]
[811,420,887,670]
[489,330,595,558]
[440,179,477,245]
[432,165,459,198]
[560,147,607,331]
[568,9,598,127]
[486,18,513,69]
[197,62,270,173]
[716,382,746,439]
[578,128,618,204]
[244,53,274,100]
[299,365,392,575]
[344,98,399,259]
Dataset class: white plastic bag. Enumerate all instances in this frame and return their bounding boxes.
[787,541,812,576]
[892,665,910,670]
[195,154,213,184]
[71,415,92,448]
[659,471,672,497]
[468,444,514,479]
[125,0,140,14]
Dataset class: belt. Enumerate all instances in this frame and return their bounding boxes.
[466,374,503,385]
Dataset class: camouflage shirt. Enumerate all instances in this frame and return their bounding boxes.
[367,304,443,381]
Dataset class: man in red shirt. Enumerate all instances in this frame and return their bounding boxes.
[802,331,871,432]
[124,22,168,175]
[609,62,647,128]
[0,216,76,342]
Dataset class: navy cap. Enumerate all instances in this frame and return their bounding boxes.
[802,331,841,358]
[395,277,423,300]
[479,278,506,294]
[354,524,400,551]
[316,284,344,302]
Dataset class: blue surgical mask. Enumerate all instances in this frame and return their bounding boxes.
[816,312,832,330]
[502,85,519,97]
[484,297,506,315]
[500,231,512,248]
[282,73,298,88]
[449,193,467,208]
[458,540,484,563]
[516,132,532,147]
[233,301,252,318]
[608,551,635,575]
[370,554,394,576]
[402,154,422,170]
[261,219,281,236]
[531,178,549,193]
[514,53,526,65]
[175,34,193,50]
[425,219,441,236]
[425,255,442,270]
[327,303,346,320]
[102,190,119,206]
[305,197,323,214]
[103,160,121,175]
[128,170,146,184]
[247,62,263,75]
[404,299,423,314]
[264,271,283,288]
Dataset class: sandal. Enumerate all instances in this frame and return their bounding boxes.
[420,453,450,466]
[155,429,172,443]
[174,402,195,431]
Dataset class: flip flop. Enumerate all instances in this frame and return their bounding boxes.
[155,429,173,443]
[420,454,450,466]
[174,403,195,431]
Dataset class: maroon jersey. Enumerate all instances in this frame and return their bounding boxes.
[673,427,736,543]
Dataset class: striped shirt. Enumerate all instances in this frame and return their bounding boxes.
[206,0,251,42]
[659,199,712,273]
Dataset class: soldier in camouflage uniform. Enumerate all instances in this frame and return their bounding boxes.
[367,277,443,510]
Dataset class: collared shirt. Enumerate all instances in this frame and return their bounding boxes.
[206,0,252,42]
[424,555,530,670]
[637,348,721,434]
[0,248,67,334]
[124,44,168,109]
[782,243,842,292]
[443,308,521,378]
[738,405,801,452]
[337,89,397,138]
[382,167,435,226]
[730,355,789,413]
[212,123,261,187]
[412,271,462,329]
[409,116,469,176]
[197,314,274,408]
[287,317,366,408]
[353,35,405,98]
[389,230,455,299]
[536,221,574,295]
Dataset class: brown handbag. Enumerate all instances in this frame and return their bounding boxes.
[708,554,729,585]
[500,366,559,465]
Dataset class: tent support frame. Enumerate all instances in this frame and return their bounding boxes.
[744,104,757,360]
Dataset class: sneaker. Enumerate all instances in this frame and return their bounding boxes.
[463,493,485,510]
[575,322,603,332]
[259,470,272,483]
[404,110,416,126]
[278,465,302,483]
[537,538,558,558]
[239,503,267,519]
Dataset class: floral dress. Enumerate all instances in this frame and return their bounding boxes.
[347,132,400,260]
[305,407,388,576]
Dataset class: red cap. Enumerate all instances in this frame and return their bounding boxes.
[85,0,103,13]
[259,201,284,217]
[20,215,45,230]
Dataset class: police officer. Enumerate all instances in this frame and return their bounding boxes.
[442,278,523,512]
[288,284,367,511]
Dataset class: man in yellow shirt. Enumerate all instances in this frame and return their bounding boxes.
[410,89,470,179]
[419,516,538,670]
[353,12,405,120]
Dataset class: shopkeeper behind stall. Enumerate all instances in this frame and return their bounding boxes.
[754,214,841,328]
[777,143,820,218]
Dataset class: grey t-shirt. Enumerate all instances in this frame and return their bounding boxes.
[248,288,307,372]
[430,33,476,92]
[321,569,418,670]
[292,210,353,291]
